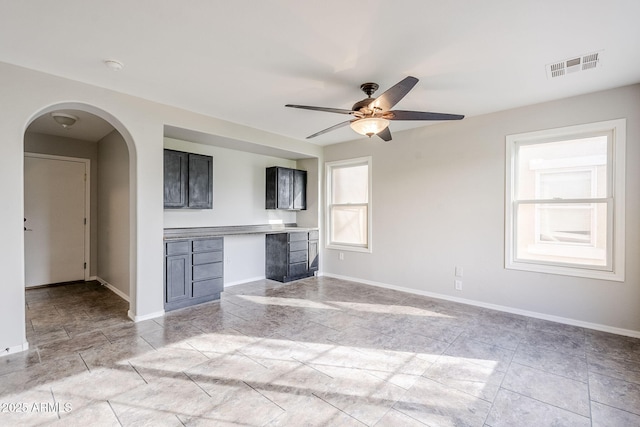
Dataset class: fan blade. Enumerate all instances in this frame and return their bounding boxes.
[286,104,359,116]
[306,120,353,139]
[385,110,465,121]
[377,127,392,142]
[368,76,419,112]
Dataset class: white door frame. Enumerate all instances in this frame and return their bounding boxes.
[24,152,91,282]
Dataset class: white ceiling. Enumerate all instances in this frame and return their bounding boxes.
[3,1,640,145]
[27,109,115,142]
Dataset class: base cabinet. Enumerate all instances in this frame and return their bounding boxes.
[165,237,223,311]
[266,230,318,282]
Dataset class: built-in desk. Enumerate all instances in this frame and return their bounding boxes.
[163,224,319,310]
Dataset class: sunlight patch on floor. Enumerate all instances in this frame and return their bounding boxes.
[236,295,339,310]
[328,300,455,318]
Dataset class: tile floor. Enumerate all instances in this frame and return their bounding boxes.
[2,277,640,426]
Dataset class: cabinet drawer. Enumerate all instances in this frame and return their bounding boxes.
[289,240,308,252]
[308,230,319,241]
[193,251,223,265]
[193,262,223,281]
[289,262,308,277]
[289,250,308,264]
[192,238,223,252]
[192,278,223,298]
[288,232,308,242]
[166,241,190,255]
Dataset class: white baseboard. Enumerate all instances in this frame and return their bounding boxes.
[0,341,29,358]
[323,273,640,339]
[224,276,266,287]
[96,277,164,322]
[96,276,130,302]
[127,309,165,322]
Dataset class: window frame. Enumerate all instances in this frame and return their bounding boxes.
[325,156,373,253]
[505,119,626,281]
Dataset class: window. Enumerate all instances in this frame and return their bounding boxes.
[326,157,372,252]
[505,119,625,281]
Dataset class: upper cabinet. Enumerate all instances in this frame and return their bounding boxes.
[164,149,213,209]
[266,166,307,210]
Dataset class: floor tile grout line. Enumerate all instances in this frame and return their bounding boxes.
[310,392,368,426]
[175,414,187,426]
[290,357,334,379]
[183,371,211,397]
[586,351,595,427]
[106,400,125,426]
[78,352,92,372]
[242,380,288,413]
[588,399,640,418]
[482,337,521,426]
[128,361,148,384]
[499,383,592,419]
[49,387,61,420]
[138,334,160,351]
[391,405,438,426]
[508,360,589,384]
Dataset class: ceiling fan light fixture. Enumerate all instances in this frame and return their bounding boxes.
[51,112,78,129]
[350,117,389,138]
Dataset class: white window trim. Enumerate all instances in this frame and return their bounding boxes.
[325,156,373,253]
[505,119,626,281]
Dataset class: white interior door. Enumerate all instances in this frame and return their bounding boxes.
[24,154,88,287]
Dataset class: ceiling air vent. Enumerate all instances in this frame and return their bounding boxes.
[546,51,602,79]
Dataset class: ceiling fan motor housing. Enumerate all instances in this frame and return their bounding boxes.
[352,82,380,114]
[360,82,379,97]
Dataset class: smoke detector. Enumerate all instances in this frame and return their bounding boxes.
[546,51,602,79]
[104,59,124,71]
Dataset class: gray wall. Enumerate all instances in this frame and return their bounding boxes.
[296,157,320,229]
[322,84,640,334]
[97,130,130,297]
[24,132,99,277]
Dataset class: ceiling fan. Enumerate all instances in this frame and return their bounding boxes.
[286,76,464,142]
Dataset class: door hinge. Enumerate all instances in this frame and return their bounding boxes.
[84,262,87,270]
[84,218,87,225]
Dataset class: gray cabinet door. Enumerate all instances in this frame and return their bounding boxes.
[164,150,188,208]
[265,233,289,280]
[277,167,294,209]
[165,253,190,304]
[188,153,213,209]
[308,239,319,272]
[265,167,278,209]
[293,169,307,210]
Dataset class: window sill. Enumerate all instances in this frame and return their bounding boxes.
[506,260,624,282]
[326,243,371,254]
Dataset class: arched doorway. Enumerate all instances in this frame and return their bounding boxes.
[23,103,137,343]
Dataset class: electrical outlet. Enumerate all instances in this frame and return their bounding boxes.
[339,252,344,261]
[454,280,463,291]
[455,266,464,277]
